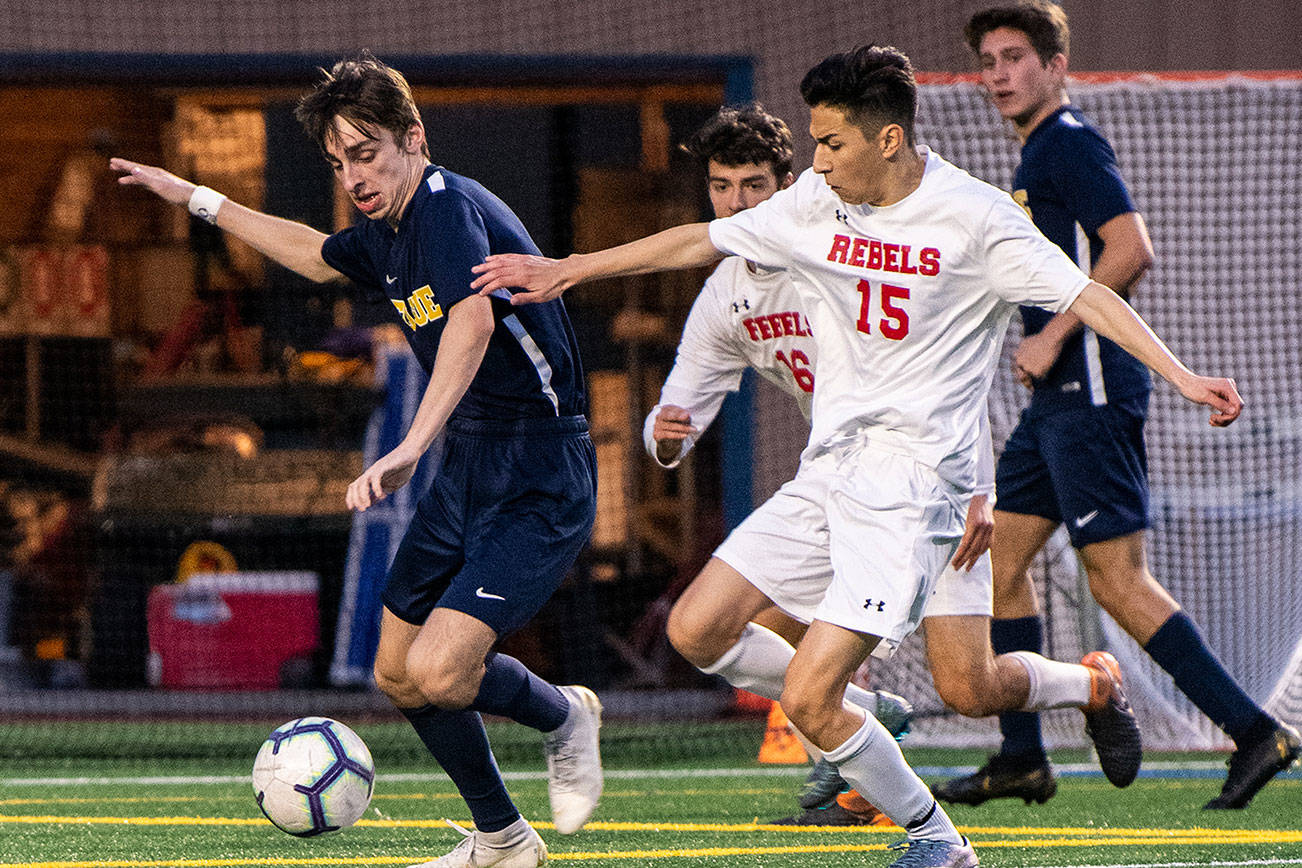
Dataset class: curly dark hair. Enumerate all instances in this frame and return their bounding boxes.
[679,103,794,179]
[965,1,1070,64]
[294,51,429,159]
[799,45,917,145]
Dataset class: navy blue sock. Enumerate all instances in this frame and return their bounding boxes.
[992,616,1047,761]
[1143,611,1274,746]
[471,652,570,733]
[399,704,519,833]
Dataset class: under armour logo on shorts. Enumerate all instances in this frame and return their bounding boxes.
[863,598,886,612]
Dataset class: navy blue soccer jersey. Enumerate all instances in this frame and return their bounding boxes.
[1014,105,1150,412]
[321,165,587,420]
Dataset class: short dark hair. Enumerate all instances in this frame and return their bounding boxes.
[680,103,794,180]
[295,52,429,159]
[965,1,1070,64]
[799,45,917,145]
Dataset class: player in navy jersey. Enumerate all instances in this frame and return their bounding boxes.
[113,53,599,867]
[933,1,1300,811]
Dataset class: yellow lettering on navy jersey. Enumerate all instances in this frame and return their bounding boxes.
[392,299,417,330]
[413,286,443,323]
[391,287,444,331]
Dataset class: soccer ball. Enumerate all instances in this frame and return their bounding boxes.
[252,716,376,836]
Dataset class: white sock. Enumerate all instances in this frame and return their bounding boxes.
[480,816,531,845]
[699,622,795,701]
[824,714,961,844]
[700,622,887,762]
[701,622,883,712]
[1007,651,1092,710]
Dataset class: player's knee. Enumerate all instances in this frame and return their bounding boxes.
[666,600,728,668]
[778,681,829,743]
[933,669,998,718]
[1084,566,1145,617]
[407,653,478,710]
[373,660,421,706]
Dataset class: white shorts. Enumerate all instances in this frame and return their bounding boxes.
[714,440,993,659]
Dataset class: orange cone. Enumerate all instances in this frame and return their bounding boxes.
[757,702,810,764]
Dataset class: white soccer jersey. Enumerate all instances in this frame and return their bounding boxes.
[709,147,1090,493]
[643,257,815,467]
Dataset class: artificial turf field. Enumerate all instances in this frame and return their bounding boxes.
[1,719,1299,867]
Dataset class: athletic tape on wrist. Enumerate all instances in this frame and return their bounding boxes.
[188,186,227,224]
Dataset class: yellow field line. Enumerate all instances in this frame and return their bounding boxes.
[5,834,1302,868]
[3,813,1301,842]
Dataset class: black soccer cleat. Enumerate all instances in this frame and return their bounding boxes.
[1203,721,1301,809]
[932,752,1058,806]
[1080,651,1143,788]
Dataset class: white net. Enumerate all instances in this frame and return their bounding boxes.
[762,74,1302,750]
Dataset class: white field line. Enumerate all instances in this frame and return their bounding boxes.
[0,760,1242,788]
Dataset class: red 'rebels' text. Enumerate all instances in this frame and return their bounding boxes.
[743,311,813,342]
[827,234,940,277]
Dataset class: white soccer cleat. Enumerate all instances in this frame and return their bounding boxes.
[542,684,603,834]
[407,819,547,867]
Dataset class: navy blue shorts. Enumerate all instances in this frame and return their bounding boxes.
[382,414,596,636]
[995,394,1149,548]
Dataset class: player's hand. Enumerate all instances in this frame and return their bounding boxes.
[1179,374,1243,428]
[109,158,197,207]
[951,493,993,571]
[1011,332,1061,388]
[471,253,570,304]
[346,444,421,511]
[652,405,698,464]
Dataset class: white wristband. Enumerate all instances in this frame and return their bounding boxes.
[188,186,227,224]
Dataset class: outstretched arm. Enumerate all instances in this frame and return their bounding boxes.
[1068,281,1242,427]
[111,158,343,283]
[470,223,722,304]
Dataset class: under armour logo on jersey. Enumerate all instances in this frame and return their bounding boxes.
[835,209,849,224]
[864,598,886,612]
[731,298,751,313]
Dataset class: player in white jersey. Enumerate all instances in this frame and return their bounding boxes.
[475,46,1242,868]
[647,105,922,827]
[647,254,812,466]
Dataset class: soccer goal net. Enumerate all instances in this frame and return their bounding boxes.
[757,72,1302,751]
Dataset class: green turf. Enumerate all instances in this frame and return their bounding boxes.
[1,720,1299,867]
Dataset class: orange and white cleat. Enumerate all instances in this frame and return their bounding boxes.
[1080,651,1142,787]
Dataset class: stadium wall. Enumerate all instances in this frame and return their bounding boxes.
[0,0,1296,168]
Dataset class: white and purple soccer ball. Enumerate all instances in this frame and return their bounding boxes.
[252,716,375,836]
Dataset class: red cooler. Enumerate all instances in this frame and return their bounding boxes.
[147,571,319,689]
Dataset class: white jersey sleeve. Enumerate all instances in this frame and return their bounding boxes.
[644,257,818,468]
[983,192,1091,310]
[707,179,806,270]
[643,265,748,468]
